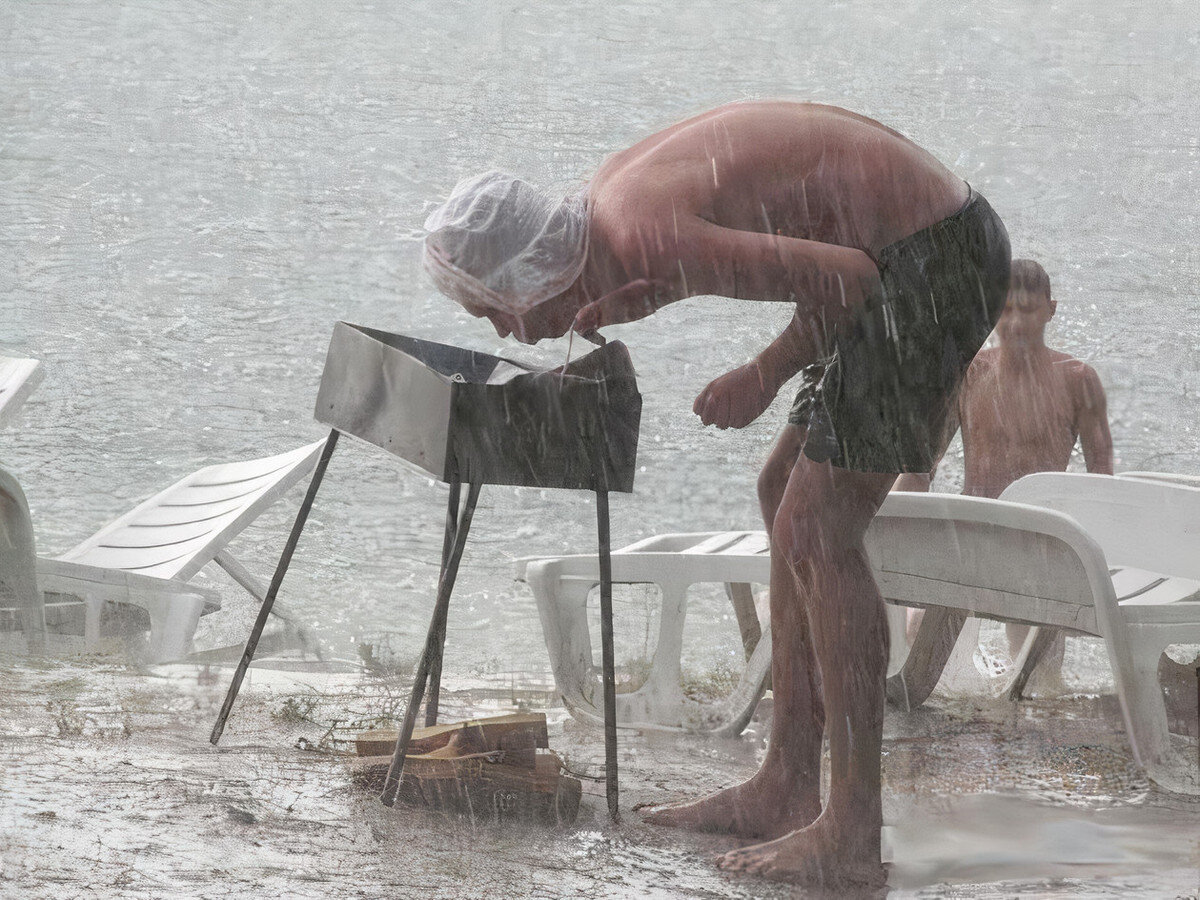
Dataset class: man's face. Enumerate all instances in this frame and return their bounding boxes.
[995,286,1055,344]
[463,287,583,344]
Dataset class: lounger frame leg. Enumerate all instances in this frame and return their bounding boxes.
[596,487,619,823]
[885,607,967,711]
[210,429,340,745]
[424,480,463,728]
[1006,625,1056,701]
[725,582,761,660]
[380,480,482,808]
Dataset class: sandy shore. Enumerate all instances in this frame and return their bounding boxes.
[1,653,1198,899]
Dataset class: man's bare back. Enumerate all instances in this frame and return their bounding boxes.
[591,102,967,254]
[579,102,968,325]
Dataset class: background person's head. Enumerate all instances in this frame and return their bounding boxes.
[422,170,589,343]
[995,258,1056,346]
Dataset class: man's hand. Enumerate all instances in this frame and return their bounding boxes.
[571,279,671,337]
[693,361,778,429]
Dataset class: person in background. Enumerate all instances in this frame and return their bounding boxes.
[894,258,1113,682]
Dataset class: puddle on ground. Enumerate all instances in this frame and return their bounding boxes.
[1,653,1198,899]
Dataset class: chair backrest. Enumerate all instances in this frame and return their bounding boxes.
[1000,472,1200,581]
[1119,471,1200,488]
[57,440,326,581]
[867,492,1115,634]
[0,356,44,429]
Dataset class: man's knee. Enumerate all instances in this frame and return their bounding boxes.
[773,468,891,562]
[758,426,805,526]
[757,459,786,514]
[770,497,828,567]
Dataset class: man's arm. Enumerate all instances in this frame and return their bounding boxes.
[572,218,881,335]
[693,311,815,429]
[1074,362,1114,474]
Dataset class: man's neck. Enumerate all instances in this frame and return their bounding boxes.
[998,334,1048,363]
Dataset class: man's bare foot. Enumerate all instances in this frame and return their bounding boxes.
[641,769,819,841]
[716,816,885,893]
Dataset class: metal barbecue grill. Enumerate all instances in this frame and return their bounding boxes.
[211,322,642,821]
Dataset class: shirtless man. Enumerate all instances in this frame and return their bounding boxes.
[910,259,1113,497]
[423,101,1011,888]
[894,259,1113,681]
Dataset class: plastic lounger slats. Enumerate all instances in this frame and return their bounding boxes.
[59,441,326,581]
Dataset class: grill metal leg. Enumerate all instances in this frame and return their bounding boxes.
[210,429,340,745]
[380,480,482,807]
[425,480,463,727]
[596,487,619,823]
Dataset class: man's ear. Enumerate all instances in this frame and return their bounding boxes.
[1047,298,1058,318]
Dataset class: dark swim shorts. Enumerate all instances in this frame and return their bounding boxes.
[788,187,1011,473]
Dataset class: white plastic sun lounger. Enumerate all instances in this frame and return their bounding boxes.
[515,533,910,736]
[1,356,47,647]
[871,484,1200,783]
[0,355,44,430]
[877,470,1200,709]
[995,472,1200,715]
[991,471,1200,699]
[31,440,327,661]
[0,468,45,650]
[523,482,1200,785]
[1119,470,1200,488]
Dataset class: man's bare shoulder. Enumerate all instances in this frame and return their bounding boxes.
[1045,348,1082,366]
[1051,351,1099,380]
[964,346,1001,378]
[1055,353,1108,409]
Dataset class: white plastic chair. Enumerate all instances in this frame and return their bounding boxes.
[0,355,44,429]
[1119,471,1200,488]
[994,471,1200,700]
[523,482,1200,786]
[870,485,1200,784]
[27,440,326,661]
[0,467,45,650]
[516,532,910,736]
[1,356,47,648]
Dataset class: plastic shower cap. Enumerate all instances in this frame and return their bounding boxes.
[423,170,589,316]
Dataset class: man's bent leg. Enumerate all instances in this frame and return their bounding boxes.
[644,431,824,840]
[719,457,894,887]
[727,425,807,660]
[758,424,805,535]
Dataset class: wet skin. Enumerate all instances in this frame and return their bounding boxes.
[965,285,1113,669]
[960,287,1112,499]
[459,100,972,889]
[894,279,1114,676]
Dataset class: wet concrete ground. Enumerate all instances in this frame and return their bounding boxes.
[1,654,1198,899]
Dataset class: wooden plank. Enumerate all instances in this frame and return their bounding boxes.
[351,749,581,825]
[356,712,549,758]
